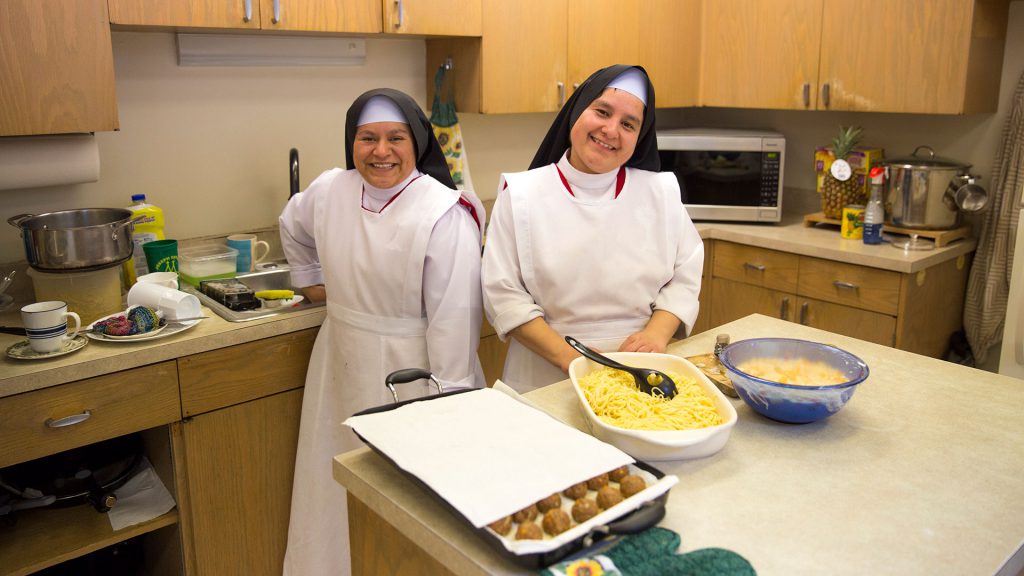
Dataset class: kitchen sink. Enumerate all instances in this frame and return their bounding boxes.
[182,262,324,322]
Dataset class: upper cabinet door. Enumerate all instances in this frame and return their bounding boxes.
[700,0,823,110]
[638,0,701,109]
[0,0,118,136]
[385,0,481,36]
[108,0,260,28]
[818,0,1007,114]
[567,0,641,93]
[259,0,381,33]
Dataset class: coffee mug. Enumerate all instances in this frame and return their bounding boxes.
[227,234,270,273]
[21,301,81,354]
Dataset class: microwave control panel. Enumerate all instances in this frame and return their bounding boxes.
[760,151,781,207]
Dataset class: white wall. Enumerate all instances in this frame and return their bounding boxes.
[1,5,1022,263]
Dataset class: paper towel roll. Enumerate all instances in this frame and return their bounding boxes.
[0,134,100,190]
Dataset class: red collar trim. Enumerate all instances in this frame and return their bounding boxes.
[361,174,422,213]
[458,196,482,231]
[554,165,627,199]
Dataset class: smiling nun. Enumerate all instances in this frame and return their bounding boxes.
[481,64,704,393]
[278,88,485,575]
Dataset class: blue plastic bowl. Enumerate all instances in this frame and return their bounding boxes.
[718,338,869,424]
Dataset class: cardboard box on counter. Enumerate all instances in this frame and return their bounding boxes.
[815,146,884,197]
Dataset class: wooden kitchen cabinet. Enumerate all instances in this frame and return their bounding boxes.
[175,328,315,575]
[0,0,119,136]
[701,0,1009,114]
[110,0,382,32]
[0,363,182,576]
[259,0,380,33]
[708,240,970,357]
[426,0,700,113]
[384,0,481,36]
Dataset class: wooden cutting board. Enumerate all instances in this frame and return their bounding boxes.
[685,353,738,398]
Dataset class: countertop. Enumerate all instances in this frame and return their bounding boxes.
[333,314,1024,576]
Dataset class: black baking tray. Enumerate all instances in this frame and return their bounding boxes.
[350,389,671,569]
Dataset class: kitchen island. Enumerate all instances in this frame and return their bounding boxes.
[333,314,1024,576]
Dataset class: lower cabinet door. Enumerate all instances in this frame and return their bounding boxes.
[710,277,796,327]
[180,388,303,575]
[795,296,896,347]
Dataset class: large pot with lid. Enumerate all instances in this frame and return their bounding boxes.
[883,146,988,230]
[8,208,137,272]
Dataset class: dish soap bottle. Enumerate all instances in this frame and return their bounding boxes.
[123,194,166,286]
[863,167,885,245]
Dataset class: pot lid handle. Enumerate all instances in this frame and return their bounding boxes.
[7,214,34,228]
[912,145,936,159]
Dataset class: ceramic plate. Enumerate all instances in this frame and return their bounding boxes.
[86,311,200,343]
[7,334,88,360]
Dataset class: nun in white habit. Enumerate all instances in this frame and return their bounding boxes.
[279,88,485,575]
[482,64,704,393]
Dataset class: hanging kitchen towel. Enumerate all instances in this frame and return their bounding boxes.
[964,68,1024,362]
[430,63,473,191]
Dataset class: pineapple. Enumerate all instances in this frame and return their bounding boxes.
[820,126,867,219]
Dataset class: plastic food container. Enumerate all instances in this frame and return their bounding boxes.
[178,244,238,287]
[569,352,738,461]
[27,265,123,325]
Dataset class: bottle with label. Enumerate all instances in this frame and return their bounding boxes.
[863,167,885,245]
[123,194,166,286]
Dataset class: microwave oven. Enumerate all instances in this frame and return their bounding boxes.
[657,128,785,223]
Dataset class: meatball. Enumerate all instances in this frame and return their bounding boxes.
[488,516,513,535]
[608,465,629,482]
[619,474,647,498]
[512,503,538,523]
[536,493,562,513]
[586,473,609,491]
[542,508,572,536]
[563,482,588,499]
[515,521,543,540]
[571,498,599,523]
[596,485,624,510]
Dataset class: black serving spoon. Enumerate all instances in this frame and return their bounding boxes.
[565,336,678,399]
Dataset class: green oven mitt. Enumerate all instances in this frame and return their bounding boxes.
[541,527,756,576]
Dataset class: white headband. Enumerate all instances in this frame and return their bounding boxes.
[356,96,407,126]
[606,68,648,106]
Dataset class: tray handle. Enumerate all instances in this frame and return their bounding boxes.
[581,500,666,549]
[385,368,444,404]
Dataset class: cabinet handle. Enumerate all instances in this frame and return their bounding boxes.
[822,82,830,108]
[573,83,580,91]
[799,302,809,325]
[243,0,252,22]
[743,262,766,272]
[272,0,280,24]
[802,82,810,108]
[557,82,565,107]
[394,0,404,28]
[779,297,789,320]
[833,280,859,291]
[46,410,92,428]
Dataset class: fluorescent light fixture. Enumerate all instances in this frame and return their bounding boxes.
[177,34,366,66]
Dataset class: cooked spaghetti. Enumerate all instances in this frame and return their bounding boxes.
[578,367,723,431]
[737,358,845,386]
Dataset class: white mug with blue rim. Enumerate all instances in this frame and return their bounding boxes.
[21,301,81,353]
[227,234,270,273]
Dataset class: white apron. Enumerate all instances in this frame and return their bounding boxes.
[500,166,685,392]
[283,171,462,576]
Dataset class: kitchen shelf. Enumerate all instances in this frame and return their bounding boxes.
[0,506,177,576]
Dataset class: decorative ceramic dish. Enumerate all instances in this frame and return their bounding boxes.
[6,335,88,360]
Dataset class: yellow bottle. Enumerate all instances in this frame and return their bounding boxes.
[123,194,166,286]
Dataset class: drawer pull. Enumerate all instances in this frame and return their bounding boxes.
[779,297,789,319]
[45,411,92,428]
[799,302,809,325]
[833,280,859,291]
[744,262,766,272]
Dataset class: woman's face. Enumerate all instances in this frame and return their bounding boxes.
[568,87,645,174]
[352,122,416,188]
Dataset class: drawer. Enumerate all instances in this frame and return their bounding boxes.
[179,327,318,416]
[713,241,799,293]
[797,256,900,315]
[0,361,180,468]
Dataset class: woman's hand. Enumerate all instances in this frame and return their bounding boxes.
[300,284,327,303]
[618,310,682,353]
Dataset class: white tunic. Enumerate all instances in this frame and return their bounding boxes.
[482,154,703,392]
[279,168,484,576]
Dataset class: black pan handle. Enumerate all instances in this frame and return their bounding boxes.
[578,500,666,550]
[385,368,443,403]
[289,148,300,198]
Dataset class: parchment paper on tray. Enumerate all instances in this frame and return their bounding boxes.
[344,388,645,529]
